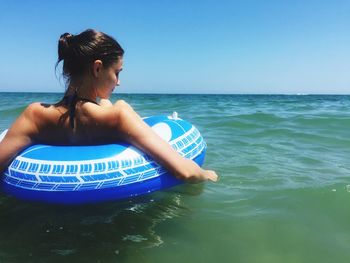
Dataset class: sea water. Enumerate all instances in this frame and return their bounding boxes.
[0,93,349,263]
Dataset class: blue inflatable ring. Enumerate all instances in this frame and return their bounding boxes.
[0,115,206,204]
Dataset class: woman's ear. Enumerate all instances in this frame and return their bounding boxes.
[92,60,103,77]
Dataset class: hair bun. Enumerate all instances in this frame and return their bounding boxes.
[58,33,74,60]
[60,33,74,42]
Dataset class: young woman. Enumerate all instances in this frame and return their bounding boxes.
[0,29,218,183]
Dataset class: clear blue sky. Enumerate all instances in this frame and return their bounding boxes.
[0,0,349,94]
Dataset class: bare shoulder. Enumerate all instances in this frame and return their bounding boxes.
[24,102,57,117]
[113,99,129,107]
[82,99,134,125]
[22,102,52,126]
[111,99,133,112]
[8,102,43,135]
[23,102,42,115]
[8,102,59,137]
[99,99,113,108]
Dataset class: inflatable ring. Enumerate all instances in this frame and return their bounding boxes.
[0,114,206,204]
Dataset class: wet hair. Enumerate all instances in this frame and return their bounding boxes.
[56,29,124,84]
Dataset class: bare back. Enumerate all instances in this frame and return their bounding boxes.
[0,100,123,173]
[33,101,125,144]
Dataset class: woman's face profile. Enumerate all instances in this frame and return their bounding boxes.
[94,58,123,99]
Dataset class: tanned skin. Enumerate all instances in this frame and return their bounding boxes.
[0,59,218,183]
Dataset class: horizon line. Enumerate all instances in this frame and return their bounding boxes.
[0,91,349,96]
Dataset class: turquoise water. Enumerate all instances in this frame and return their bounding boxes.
[0,93,350,263]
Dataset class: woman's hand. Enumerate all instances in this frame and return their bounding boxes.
[203,169,219,182]
[179,158,218,183]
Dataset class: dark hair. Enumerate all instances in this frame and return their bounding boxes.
[56,29,124,83]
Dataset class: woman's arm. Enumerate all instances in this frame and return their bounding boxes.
[102,100,218,183]
[0,104,38,174]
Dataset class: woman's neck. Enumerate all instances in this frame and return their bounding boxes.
[66,76,98,101]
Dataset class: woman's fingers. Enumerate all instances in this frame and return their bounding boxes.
[205,170,218,182]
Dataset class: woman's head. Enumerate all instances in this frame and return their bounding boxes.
[56,29,124,85]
